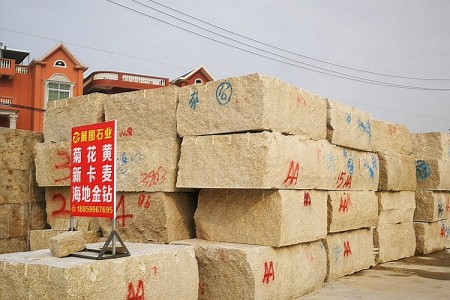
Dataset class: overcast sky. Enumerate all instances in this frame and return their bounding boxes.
[1,0,449,133]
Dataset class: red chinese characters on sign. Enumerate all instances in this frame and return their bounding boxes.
[70,120,117,219]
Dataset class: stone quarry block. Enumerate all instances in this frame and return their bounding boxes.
[49,231,86,257]
[177,73,327,140]
[327,191,378,233]
[0,203,46,239]
[326,99,373,151]
[0,243,198,300]
[414,221,448,255]
[374,223,416,263]
[100,192,196,243]
[44,93,107,143]
[116,138,181,192]
[371,120,412,155]
[195,189,327,247]
[105,86,179,140]
[0,237,27,254]
[325,228,375,282]
[0,128,43,170]
[377,191,416,225]
[175,238,327,300]
[412,132,450,160]
[177,132,379,190]
[377,151,416,191]
[35,141,71,186]
[415,191,450,222]
[444,219,450,249]
[30,229,101,251]
[415,159,450,190]
[0,169,32,204]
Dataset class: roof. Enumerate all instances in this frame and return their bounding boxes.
[1,47,29,64]
[171,66,214,83]
[31,43,88,70]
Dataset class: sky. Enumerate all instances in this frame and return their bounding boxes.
[1,0,449,133]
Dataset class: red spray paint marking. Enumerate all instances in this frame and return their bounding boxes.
[140,166,167,188]
[198,283,206,295]
[151,265,158,276]
[119,127,133,137]
[446,198,450,212]
[53,149,71,183]
[388,125,397,136]
[441,226,446,238]
[262,261,275,284]
[127,279,144,300]
[51,193,70,217]
[138,194,151,209]
[296,94,307,107]
[339,193,352,212]
[283,160,300,186]
[303,192,312,207]
[336,171,352,189]
[343,241,352,257]
[116,194,134,227]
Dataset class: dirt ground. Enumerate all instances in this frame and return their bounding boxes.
[300,249,450,299]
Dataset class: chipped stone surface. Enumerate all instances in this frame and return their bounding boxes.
[325,228,375,282]
[105,86,179,141]
[371,120,412,155]
[0,203,46,239]
[30,229,101,251]
[374,223,416,263]
[0,128,43,170]
[377,151,416,191]
[412,132,450,160]
[44,93,107,143]
[49,231,86,257]
[327,191,378,233]
[0,237,27,254]
[326,99,373,151]
[415,191,450,222]
[175,238,327,300]
[0,243,198,300]
[415,159,450,190]
[35,141,71,186]
[177,73,327,140]
[195,189,327,246]
[177,132,379,190]
[100,192,196,243]
[377,191,416,225]
[414,221,448,255]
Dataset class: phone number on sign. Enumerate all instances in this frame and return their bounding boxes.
[75,205,113,214]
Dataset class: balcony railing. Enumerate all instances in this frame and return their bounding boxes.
[93,72,119,81]
[0,58,12,69]
[86,71,167,88]
[15,65,29,74]
[0,96,13,107]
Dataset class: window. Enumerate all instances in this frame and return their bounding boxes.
[54,60,67,67]
[194,78,203,84]
[47,82,71,101]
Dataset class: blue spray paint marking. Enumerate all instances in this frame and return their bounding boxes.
[416,160,431,180]
[438,199,444,218]
[216,82,233,105]
[189,91,199,109]
[363,155,377,179]
[326,152,336,171]
[347,157,354,176]
[345,112,352,124]
[117,152,143,175]
[332,245,343,263]
[343,148,348,158]
[357,118,372,139]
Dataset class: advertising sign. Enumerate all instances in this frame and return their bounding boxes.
[70,120,117,219]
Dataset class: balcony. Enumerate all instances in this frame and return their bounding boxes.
[0,58,15,79]
[83,71,169,94]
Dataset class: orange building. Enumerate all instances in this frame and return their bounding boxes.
[0,43,87,131]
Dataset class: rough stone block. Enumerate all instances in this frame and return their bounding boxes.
[415,159,450,190]
[49,231,86,257]
[177,73,327,140]
[412,132,450,160]
[105,86,179,140]
[444,219,450,249]
[35,141,71,186]
[175,238,327,300]
[177,132,379,190]
[371,120,412,155]
[415,191,450,222]
[327,191,378,233]
[100,192,196,243]
[378,151,416,191]
[43,93,107,143]
[0,203,46,239]
[414,221,448,255]
[195,189,327,247]
[0,169,31,204]
[0,237,27,254]
[116,139,181,192]
[326,99,373,151]
[377,191,416,225]
[374,223,416,263]
[30,229,101,251]
[325,228,375,282]
[0,243,198,300]
[0,128,43,170]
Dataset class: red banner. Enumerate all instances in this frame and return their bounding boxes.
[70,120,117,218]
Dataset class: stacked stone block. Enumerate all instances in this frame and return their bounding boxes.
[0,128,45,254]
[412,132,450,254]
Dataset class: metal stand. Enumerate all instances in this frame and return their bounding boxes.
[69,230,131,260]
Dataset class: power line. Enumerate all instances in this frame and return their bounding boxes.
[105,0,450,91]
[146,0,450,81]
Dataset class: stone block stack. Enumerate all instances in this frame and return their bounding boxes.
[370,120,417,263]
[0,128,45,253]
[412,132,450,254]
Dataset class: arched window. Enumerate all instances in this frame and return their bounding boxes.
[44,74,74,105]
[194,78,203,84]
[54,60,67,67]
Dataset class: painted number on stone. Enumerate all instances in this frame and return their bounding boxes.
[140,166,167,188]
[216,82,232,105]
[127,279,144,300]
[416,160,431,180]
[339,193,352,212]
[116,194,134,227]
[343,241,352,257]
[51,193,70,216]
[138,194,151,209]
[262,261,275,284]
[54,149,71,183]
[189,91,199,109]
[283,160,300,186]
[336,171,352,189]
[119,127,133,137]
[304,192,312,207]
